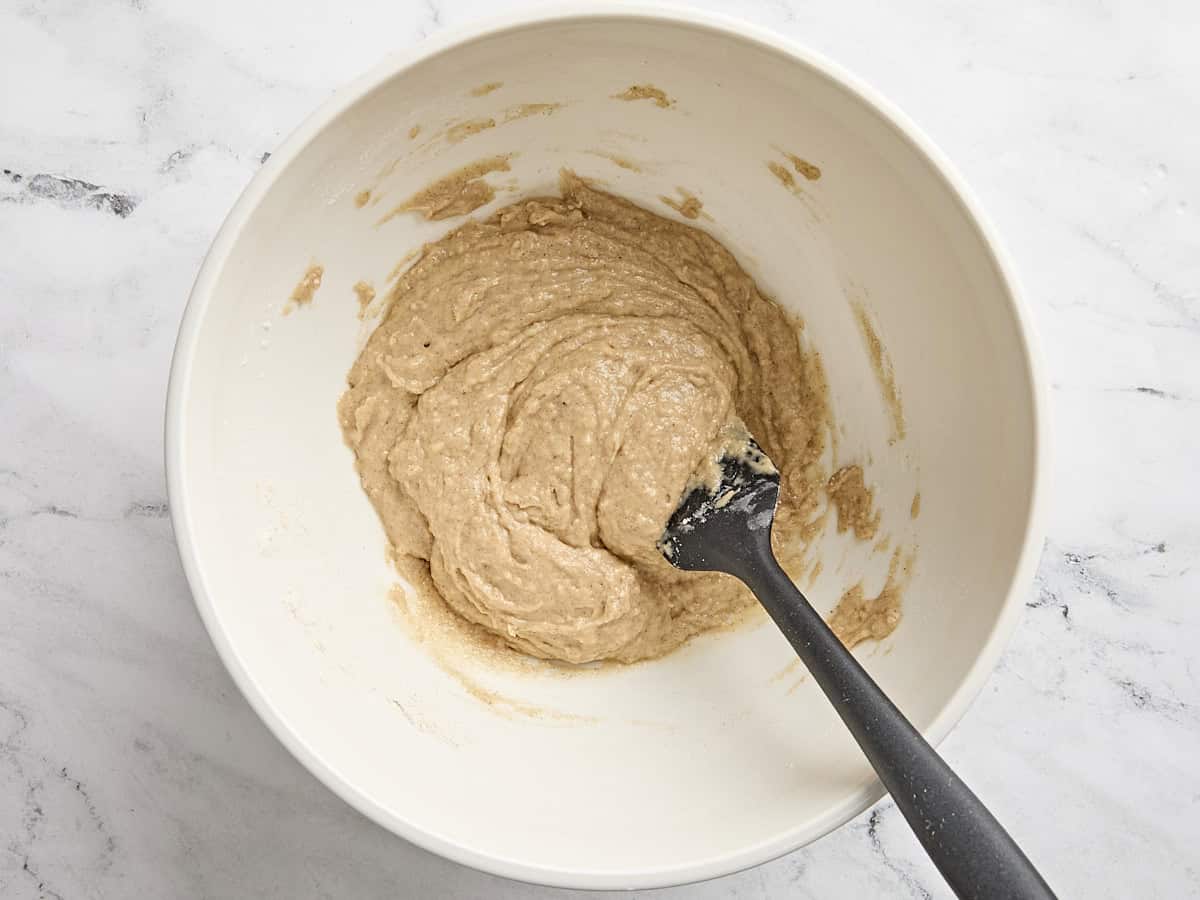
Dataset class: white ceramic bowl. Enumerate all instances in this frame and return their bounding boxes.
[166,6,1047,890]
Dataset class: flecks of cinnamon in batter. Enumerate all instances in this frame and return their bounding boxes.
[911,491,921,519]
[852,302,907,444]
[828,548,910,648]
[470,81,503,97]
[445,117,496,144]
[354,189,372,208]
[827,464,880,540]
[353,280,376,319]
[285,264,323,314]
[783,152,822,181]
[504,102,561,122]
[614,84,674,108]
[659,187,707,220]
[342,171,830,664]
[378,155,513,224]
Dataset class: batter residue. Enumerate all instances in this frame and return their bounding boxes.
[768,161,799,192]
[591,152,641,172]
[353,280,376,319]
[470,81,503,97]
[446,117,496,144]
[378,155,512,224]
[659,187,706,220]
[614,84,674,108]
[503,103,562,123]
[340,171,829,663]
[783,152,822,181]
[828,548,909,648]
[286,264,323,313]
[827,464,880,540]
[852,302,907,444]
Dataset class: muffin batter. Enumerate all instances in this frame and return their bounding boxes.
[340,172,828,664]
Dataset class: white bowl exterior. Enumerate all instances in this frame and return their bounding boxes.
[167,8,1046,890]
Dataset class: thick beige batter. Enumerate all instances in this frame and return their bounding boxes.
[340,172,833,664]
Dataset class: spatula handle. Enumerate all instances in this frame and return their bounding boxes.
[741,549,1056,900]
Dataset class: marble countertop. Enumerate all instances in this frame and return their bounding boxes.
[2,0,1198,897]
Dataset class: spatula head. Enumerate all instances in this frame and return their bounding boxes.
[657,434,780,575]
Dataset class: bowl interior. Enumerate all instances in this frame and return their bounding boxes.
[170,13,1040,889]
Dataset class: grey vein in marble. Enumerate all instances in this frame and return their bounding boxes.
[1,169,138,218]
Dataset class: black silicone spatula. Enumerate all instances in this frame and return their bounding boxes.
[658,435,1056,900]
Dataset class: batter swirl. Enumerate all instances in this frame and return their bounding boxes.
[339,172,827,663]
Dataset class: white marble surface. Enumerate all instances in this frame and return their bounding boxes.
[2,0,1198,896]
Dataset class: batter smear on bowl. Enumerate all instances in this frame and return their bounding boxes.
[340,171,877,664]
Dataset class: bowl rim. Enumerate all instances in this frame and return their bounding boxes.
[164,3,1051,891]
